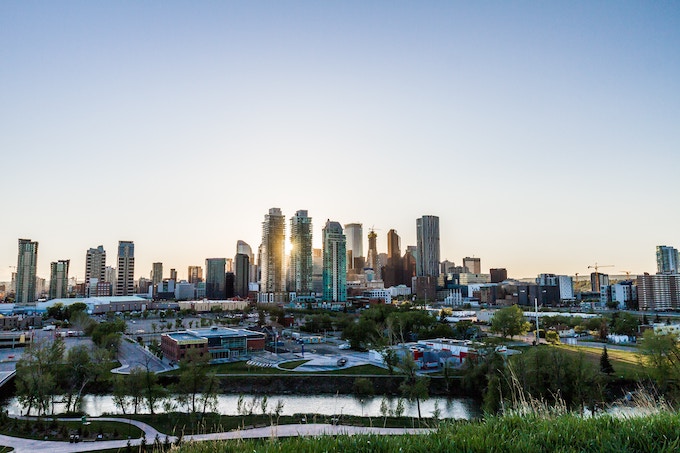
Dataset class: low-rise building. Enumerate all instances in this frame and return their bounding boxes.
[161,326,265,363]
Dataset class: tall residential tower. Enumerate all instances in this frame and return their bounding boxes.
[416,215,440,277]
[289,210,313,293]
[85,245,106,296]
[322,220,347,302]
[260,208,286,293]
[16,238,38,304]
[49,259,70,299]
[657,245,679,274]
[115,241,135,296]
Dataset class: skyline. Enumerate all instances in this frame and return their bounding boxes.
[2,2,679,281]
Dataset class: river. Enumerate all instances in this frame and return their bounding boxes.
[5,394,482,419]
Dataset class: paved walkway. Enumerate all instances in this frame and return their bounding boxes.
[0,417,432,453]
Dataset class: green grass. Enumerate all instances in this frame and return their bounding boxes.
[0,447,13,453]
[315,364,392,375]
[557,344,645,380]
[174,411,680,453]
[167,361,391,376]
[0,418,144,441]
[278,360,310,370]
[111,412,437,436]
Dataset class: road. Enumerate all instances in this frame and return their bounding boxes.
[114,336,172,374]
[0,417,432,453]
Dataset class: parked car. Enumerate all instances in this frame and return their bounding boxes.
[338,343,351,350]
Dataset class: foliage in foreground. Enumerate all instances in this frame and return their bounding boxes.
[176,411,680,453]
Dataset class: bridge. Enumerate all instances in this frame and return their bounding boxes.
[0,370,16,389]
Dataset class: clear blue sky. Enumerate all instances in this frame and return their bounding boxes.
[1,1,679,282]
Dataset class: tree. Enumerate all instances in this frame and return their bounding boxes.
[545,331,560,345]
[62,345,94,412]
[140,358,165,415]
[600,346,614,375]
[490,305,530,340]
[397,354,429,419]
[175,349,219,416]
[15,338,65,416]
[611,313,639,337]
[639,330,680,396]
[127,368,146,414]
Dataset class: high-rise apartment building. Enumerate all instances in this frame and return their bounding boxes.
[290,210,313,293]
[152,262,163,286]
[170,268,177,281]
[105,266,116,287]
[590,272,609,292]
[115,241,135,296]
[312,248,323,294]
[16,238,38,304]
[463,257,481,274]
[344,223,364,271]
[49,259,70,299]
[416,215,440,278]
[322,220,347,302]
[657,245,679,274]
[260,208,286,292]
[85,246,106,295]
[638,274,680,311]
[205,258,226,299]
[188,266,203,284]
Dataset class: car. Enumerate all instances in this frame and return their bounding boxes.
[338,343,351,350]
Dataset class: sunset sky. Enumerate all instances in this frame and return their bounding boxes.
[1,1,679,282]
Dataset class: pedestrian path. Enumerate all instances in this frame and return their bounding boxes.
[0,417,432,452]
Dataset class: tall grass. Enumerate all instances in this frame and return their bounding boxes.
[174,411,680,453]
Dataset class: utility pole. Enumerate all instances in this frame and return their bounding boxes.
[534,297,540,345]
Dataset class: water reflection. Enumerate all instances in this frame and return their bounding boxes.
[6,394,481,419]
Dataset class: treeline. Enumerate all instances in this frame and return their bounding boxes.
[14,318,127,416]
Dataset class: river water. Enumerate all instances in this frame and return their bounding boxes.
[5,394,481,419]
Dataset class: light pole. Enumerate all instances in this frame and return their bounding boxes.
[534,297,540,345]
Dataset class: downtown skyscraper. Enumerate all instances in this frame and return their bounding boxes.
[49,259,70,299]
[115,241,135,296]
[85,245,106,296]
[344,223,364,271]
[322,220,347,302]
[205,258,226,299]
[416,215,440,277]
[260,208,286,293]
[289,210,313,294]
[16,238,38,304]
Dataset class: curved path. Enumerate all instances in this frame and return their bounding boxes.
[0,417,432,453]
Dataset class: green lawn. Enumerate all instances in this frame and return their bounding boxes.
[277,360,310,369]
[316,364,392,375]
[557,344,646,380]
[0,418,143,442]
[110,412,437,437]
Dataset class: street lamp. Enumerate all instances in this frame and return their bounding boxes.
[534,297,540,345]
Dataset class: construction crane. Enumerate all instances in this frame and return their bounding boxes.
[587,263,614,274]
[587,263,614,291]
[619,270,633,280]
